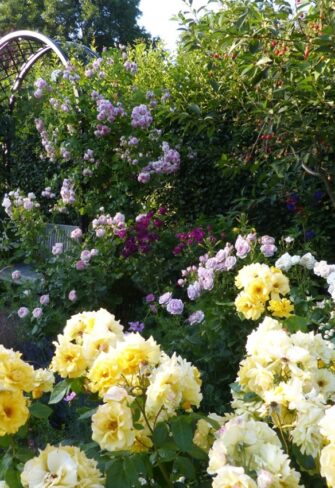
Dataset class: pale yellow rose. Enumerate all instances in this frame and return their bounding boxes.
[32,368,55,399]
[51,336,87,378]
[21,444,105,488]
[212,466,257,488]
[91,400,135,451]
[87,351,121,396]
[320,443,335,488]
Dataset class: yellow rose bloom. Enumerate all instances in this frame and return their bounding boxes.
[320,443,335,488]
[235,292,265,321]
[0,390,29,436]
[244,278,270,303]
[51,337,87,378]
[63,308,124,344]
[87,351,121,396]
[269,271,290,299]
[146,353,202,420]
[21,444,105,488]
[91,400,135,451]
[115,334,161,376]
[268,298,294,318]
[32,368,55,399]
[235,264,271,290]
[0,353,35,392]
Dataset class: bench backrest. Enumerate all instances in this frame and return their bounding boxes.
[43,224,78,252]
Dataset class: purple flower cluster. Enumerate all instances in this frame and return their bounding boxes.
[158,292,184,315]
[124,61,138,74]
[178,244,237,299]
[94,125,111,138]
[122,209,165,258]
[17,291,50,320]
[259,235,277,257]
[41,187,56,199]
[173,227,206,255]
[35,118,56,161]
[60,179,76,205]
[128,321,144,332]
[34,78,50,99]
[75,248,99,271]
[137,142,181,184]
[96,98,124,123]
[131,104,153,129]
[92,211,127,239]
[2,190,40,217]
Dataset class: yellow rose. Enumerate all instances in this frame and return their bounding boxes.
[269,271,290,299]
[87,351,121,396]
[32,368,55,399]
[268,298,294,318]
[21,444,105,488]
[235,292,265,321]
[0,390,29,436]
[92,400,135,451]
[51,337,88,378]
[115,334,161,376]
[0,353,35,392]
[244,278,270,303]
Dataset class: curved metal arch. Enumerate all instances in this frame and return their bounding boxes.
[0,30,96,184]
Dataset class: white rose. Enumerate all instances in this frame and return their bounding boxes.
[299,252,316,270]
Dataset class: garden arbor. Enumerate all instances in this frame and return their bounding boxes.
[0,30,95,182]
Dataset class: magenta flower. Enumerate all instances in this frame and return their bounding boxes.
[75,260,86,271]
[145,293,155,303]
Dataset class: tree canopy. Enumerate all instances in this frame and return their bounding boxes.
[0,0,150,50]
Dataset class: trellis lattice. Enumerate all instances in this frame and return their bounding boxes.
[0,30,96,183]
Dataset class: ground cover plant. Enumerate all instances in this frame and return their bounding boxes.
[1,0,335,486]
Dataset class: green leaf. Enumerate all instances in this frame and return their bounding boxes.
[188,103,201,115]
[5,468,21,488]
[153,422,170,448]
[0,452,12,478]
[48,379,70,404]
[29,401,53,419]
[284,315,309,333]
[78,408,97,421]
[174,456,196,480]
[171,417,194,452]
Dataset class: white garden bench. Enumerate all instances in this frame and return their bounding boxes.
[0,223,77,283]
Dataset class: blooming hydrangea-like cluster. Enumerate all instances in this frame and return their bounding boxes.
[0,344,54,436]
[51,309,202,453]
[92,210,127,239]
[60,179,76,205]
[1,190,40,217]
[207,415,302,488]
[131,104,153,129]
[235,263,293,320]
[138,142,181,183]
[21,444,104,488]
[124,60,138,74]
[33,78,51,99]
[275,252,335,301]
[232,317,335,460]
[96,98,125,123]
[35,118,56,160]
